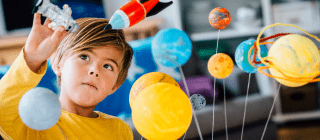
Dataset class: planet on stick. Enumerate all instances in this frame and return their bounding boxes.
[152,28,192,67]
[207,53,234,79]
[268,34,320,87]
[131,83,192,140]
[129,72,179,107]
[235,39,268,73]
[19,87,61,130]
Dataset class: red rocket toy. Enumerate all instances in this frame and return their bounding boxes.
[104,0,173,30]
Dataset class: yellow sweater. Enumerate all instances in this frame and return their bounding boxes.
[0,49,133,140]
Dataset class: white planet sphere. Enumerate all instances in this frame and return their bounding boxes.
[19,87,61,130]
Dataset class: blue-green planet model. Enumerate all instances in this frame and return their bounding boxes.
[235,39,268,73]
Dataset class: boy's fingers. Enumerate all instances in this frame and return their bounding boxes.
[33,13,41,26]
[50,26,66,48]
[43,18,52,26]
[60,31,68,42]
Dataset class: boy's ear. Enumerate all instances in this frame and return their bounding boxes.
[52,64,62,76]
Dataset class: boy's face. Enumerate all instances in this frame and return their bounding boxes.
[56,45,123,107]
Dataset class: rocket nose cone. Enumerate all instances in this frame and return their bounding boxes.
[107,10,129,29]
[104,24,112,30]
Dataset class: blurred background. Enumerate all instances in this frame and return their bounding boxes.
[1,0,320,139]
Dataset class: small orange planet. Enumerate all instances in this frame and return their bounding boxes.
[207,53,234,79]
[129,72,180,107]
[208,7,231,30]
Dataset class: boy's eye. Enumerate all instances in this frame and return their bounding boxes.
[103,64,113,71]
[80,54,89,61]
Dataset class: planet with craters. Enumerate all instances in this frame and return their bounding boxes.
[208,7,231,30]
[207,53,234,79]
[190,94,206,111]
[235,39,268,73]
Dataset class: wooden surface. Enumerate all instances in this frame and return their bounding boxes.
[278,126,320,140]
[0,35,27,65]
[277,119,320,140]
[0,18,161,65]
[189,119,320,140]
[187,119,278,140]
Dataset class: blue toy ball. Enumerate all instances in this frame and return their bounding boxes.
[235,39,268,73]
[151,28,192,67]
[19,87,61,130]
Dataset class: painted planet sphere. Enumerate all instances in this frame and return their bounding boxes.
[235,39,268,73]
[129,72,180,107]
[268,34,320,87]
[208,7,231,30]
[132,83,192,140]
[152,28,192,67]
[207,53,234,79]
[190,94,206,111]
[19,87,61,130]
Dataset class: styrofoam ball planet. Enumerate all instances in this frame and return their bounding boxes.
[208,7,231,30]
[129,72,180,107]
[132,83,192,139]
[235,39,268,73]
[207,53,234,79]
[19,87,61,130]
[152,28,192,67]
[268,34,320,87]
[190,94,206,111]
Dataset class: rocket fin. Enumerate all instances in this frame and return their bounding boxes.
[140,0,149,3]
[146,1,173,17]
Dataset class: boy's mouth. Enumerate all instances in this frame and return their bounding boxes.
[83,83,98,90]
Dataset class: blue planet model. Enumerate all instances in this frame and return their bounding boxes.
[235,39,268,73]
[151,28,192,67]
[19,87,61,130]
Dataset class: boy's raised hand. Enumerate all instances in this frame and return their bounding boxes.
[24,13,68,73]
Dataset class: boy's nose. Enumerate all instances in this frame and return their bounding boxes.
[89,71,99,77]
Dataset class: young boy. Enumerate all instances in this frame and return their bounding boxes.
[0,13,133,139]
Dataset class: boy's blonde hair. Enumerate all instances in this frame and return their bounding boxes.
[50,18,133,89]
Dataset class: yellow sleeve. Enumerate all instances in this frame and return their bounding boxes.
[0,48,47,140]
